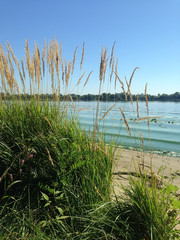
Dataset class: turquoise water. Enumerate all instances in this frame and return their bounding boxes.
[69,101,180,157]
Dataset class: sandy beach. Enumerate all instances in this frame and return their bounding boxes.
[113,148,180,195]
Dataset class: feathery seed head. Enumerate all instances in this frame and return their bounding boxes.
[76,70,86,86]
[80,42,85,70]
[72,46,78,74]
[84,71,93,87]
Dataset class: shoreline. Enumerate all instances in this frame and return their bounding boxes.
[113,148,180,194]
[114,145,180,158]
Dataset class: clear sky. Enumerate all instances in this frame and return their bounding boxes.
[0,0,179,95]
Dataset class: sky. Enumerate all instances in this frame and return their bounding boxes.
[0,0,179,95]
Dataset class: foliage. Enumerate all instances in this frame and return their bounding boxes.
[1,91,180,102]
[0,99,113,211]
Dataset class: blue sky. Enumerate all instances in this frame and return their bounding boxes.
[0,0,179,95]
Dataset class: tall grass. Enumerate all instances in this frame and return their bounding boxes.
[78,175,179,240]
[0,39,179,239]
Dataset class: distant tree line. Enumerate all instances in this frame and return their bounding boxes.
[1,92,180,102]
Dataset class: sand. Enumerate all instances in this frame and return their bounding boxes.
[113,148,180,196]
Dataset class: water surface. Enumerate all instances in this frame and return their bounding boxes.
[68,101,180,157]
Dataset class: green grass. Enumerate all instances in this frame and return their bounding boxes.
[0,99,113,201]
[0,98,114,238]
[0,40,179,239]
[0,98,179,239]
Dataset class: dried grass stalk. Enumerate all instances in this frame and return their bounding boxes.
[7,43,25,91]
[25,40,31,75]
[58,77,61,96]
[7,49,14,79]
[42,40,46,77]
[7,50,20,96]
[2,53,13,92]
[84,174,104,201]
[139,131,144,147]
[21,58,26,79]
[7,42,18,65]
[43,115,52,128]
[125,76,133,104]
[99,46,104,82]
[47,41,50,68]
[0,47,6,91]
[18,62,25,91]
[35,43,42,89]
[100,104,116,121]
[76,108,90,111]
[14,79,20,96]
[103,48,108,81]
[69,94,75,112]
[89,127,91,138]
[83,71,93,87]
[76,70,86,86]
[65,61,72,87]
[103,56,109,83]
[145,83,149,113]
[144,83,152,173]
[119,106,131,135]
[80,42,85,70]
[135,116,162,122]
[61,60,64,84]
[55,41,60,81]
[7,50,20,94]
[110,57,115,83]
[64,59,67,75]
[50,50,54,92]
[114,58,118,90]
[93,47,108,143]
[54,90,59,101]
[124,67,140,103]
[94,144,110,158]
[46,148,54,167]
[137,95,139,118]
[30,54,35,84]
[99,47,108,82]
[94,47,108,142]
[72,46,78,74]
[109,41,116,70]
[125,76,129,88]
[139,131,145,170]
[129,67,139,89]
[60,41,62,61]
[114,71,127,101]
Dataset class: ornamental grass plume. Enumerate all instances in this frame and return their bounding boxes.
[72,46,78,74]
[76,70,86,86]
[109,41,116,70]
[83,71,93,87]
[80,42,85,70]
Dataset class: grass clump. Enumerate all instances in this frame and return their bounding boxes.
[0,99,113,205]
[70,175,179,240]
[0,99,114,238]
